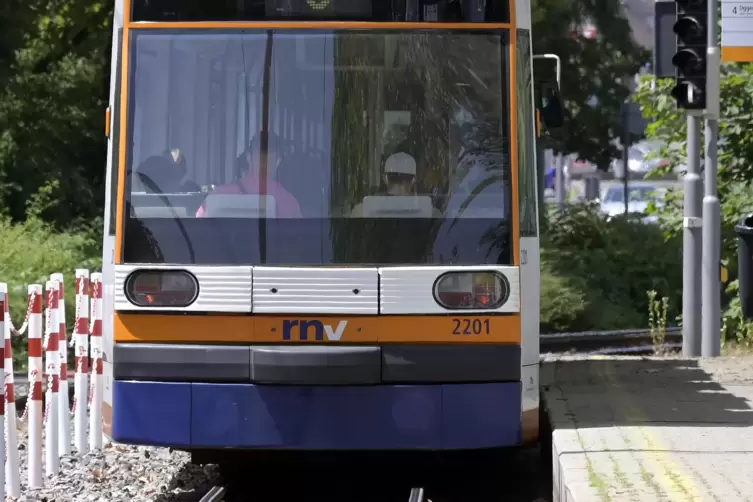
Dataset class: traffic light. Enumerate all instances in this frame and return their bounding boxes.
[671,0,708,110]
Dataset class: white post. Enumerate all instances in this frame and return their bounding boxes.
[27,284,44,489]
[0,290,6,499]
[73,270,90,455]
[50,273,70,455]
[2,284,20,497]
[89,273,103,451]
[44,282,60,476]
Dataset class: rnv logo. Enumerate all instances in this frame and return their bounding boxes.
[282,320,349,341]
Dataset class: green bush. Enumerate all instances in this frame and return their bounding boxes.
[0,208,679,344]
[540,203,682,332]
[0,217,102,369]
[633,66,753,343]
[540,262,587,333]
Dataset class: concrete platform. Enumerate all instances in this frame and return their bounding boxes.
[541,355,753,502]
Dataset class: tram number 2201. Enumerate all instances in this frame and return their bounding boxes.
[451,318,491,336]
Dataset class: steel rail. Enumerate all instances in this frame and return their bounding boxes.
[199,485,226,502]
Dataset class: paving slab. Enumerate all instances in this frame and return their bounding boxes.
[542,355,753,502]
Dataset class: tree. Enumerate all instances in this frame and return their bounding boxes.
[0,0,112,229]
[633,63,753,342]
[0,0,647,229]
[532,0,649,169]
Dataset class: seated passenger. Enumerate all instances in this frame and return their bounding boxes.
[163,148,201,193]
[135,155,180,194]
[350,152,441,217]
[431,151,509,262]
[196,132,302,218]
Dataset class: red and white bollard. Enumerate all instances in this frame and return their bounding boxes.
[27,284,44,488]
[74,269,90,455]
[89,273,103,451]
[44,281,60,477]
[0,290,6,499]
[50,273,70,456]
[2,284,20,497]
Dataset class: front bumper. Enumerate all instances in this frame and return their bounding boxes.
[111,380,523,450]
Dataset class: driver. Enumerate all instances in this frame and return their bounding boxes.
[195,131,301,218]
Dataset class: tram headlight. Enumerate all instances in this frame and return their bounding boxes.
[433,272,508,310]
[124,270,199,308]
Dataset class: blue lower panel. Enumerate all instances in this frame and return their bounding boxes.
[112,381,521,450]
[112,381,192,446]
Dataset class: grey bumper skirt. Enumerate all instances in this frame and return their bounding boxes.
[113,343,521,385]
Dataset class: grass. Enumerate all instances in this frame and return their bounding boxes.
[587,462,612,502]
[721,342,753,356]
[0,217,101,369]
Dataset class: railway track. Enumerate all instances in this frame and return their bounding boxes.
[199,484,227,502]
[5,327,671,501]
[541,327,682,354]
[199,329,679,501]
[212,448,549,501]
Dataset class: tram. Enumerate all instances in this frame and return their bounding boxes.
[100,0,563,458]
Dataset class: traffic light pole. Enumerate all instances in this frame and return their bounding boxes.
[701,0,721,357]
[683,112,702,357]
[622,103,630,216]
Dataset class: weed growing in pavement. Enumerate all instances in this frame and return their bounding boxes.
[647,290,670,354]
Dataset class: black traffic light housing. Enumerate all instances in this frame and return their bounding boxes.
[671,0,708,110]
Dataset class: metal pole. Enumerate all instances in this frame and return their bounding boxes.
[683,114,703,357]
[532,54,561,87]
[701,0,721,357]
[622,103,629,215]
[555,154,565,211]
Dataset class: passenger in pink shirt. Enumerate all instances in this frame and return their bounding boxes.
[196,132,302,218]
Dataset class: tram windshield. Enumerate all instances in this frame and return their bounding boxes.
[123,30,513,266]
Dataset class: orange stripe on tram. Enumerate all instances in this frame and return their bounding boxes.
[114,313,521,344]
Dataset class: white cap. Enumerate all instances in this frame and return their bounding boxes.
[384,152,416,176]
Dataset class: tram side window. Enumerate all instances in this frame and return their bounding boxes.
[516,29,538,237]
[108,29,124,236]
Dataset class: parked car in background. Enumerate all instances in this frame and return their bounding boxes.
[599,182,666,223]
[611,140,671,177]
